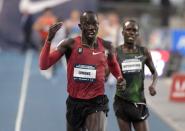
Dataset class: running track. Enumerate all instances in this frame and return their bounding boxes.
[0,50,174,131]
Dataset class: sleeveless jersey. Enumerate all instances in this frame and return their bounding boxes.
[66,36,107,99]
[116,45,146,102]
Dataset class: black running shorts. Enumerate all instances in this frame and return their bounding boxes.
[113,96,149,122]
[66,95,109,128]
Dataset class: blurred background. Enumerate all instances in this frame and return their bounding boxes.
[0,0,185,131]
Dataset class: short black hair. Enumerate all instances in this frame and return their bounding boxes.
[122,19,139,29]
[80,11,98,23]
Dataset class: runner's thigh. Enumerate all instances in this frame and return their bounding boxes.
[133,120,149,131]
[117,118,131,131]
[85,111,107,131]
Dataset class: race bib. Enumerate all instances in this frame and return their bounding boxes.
[73,64,96,82]
[121,59,142,73]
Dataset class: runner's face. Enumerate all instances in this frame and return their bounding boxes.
[123,21,139,44]
[80,13,99,40]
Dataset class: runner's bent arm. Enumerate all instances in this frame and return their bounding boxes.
[104,41,123,80]
[145,47,158,96]
[145,48,158,87]
[39,38,74,70]
[39,22,73,70]
[39,41,62,70]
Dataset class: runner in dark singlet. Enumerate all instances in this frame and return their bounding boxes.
[39,11,125,131]
[113,20,158,131]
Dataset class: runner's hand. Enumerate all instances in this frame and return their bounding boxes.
[47,22,63,42]
[117,77,126,91]
[149,85,156,96]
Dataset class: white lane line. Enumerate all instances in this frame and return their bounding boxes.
[15,51,33,131]
[0,0,4,14]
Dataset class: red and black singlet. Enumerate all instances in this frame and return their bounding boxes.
[39,36,122,99]
[66,36,107,99]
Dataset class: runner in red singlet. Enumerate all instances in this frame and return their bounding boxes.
[39,11,125,131]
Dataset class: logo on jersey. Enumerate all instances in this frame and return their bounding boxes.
[78,47,83,54]
[92,52,102,55]
[134,55,143,59]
